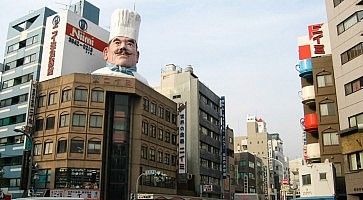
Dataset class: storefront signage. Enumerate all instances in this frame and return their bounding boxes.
[26,81,37,130]
[66,22,107,55]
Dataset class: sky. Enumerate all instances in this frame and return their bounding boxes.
[0,0,327,159]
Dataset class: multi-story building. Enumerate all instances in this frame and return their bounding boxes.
[33,73,178,200]
[0,1,105,198]
[299,161,336,198]
[0,7,56,198]
[225,126,236,199]
[234,152,265,200]
[287,158,303,199]
[234,136,248,153]
[269,133,289,198]
[324,1,363,200]
[296,23,346,199]
[246,116,276,200]
[158,64,223,199]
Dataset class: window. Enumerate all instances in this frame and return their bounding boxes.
[341,42,363,65]
[345,76,363,95]
[48,92,57,105]
[141,145,148,159]
[158,151,163,163]
[172,114,177,124]
[349,151,363,171]
[9,179,21,187]
[44,141,53,155]
[72,113,86,127]
[165,109,171,122]
[348,112,363,128]
[62,89,72,102]
[142,121,148,135]
[323,132,339,145]
[164,153,170,165]
[0,93,28,108]
[1,73,33,89]
[46,116,55,130]
[158,106,164,118]
[302,174,311,185]
[320,102,336,116]
[57,140,67,154]
[143,97,149,111]
[34,143,42,156]
[38,95,46,108]
[164,131,170,143]
[337,11,363,35]
[35,118,44,131]
[59,113,69,127]
[70,138,84,153]
[74,87,88,101]
[317,74,333,87]
[150,124,156,138]
[158,129,163,141]
[91,89,104,102]
[150,102,156,115]
[319,173,327,180]
[150,148,155,161]
[89,114,102,128]
[88,140,101,154]
[171,134,177,145]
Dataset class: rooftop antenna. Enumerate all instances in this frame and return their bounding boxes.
[133,0,136,11]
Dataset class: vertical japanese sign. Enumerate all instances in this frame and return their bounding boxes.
[220,96,226,179]
[308,23,331,57]
[178,103,187,174]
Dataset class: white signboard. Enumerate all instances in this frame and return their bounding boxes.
[40,10,109,82]
[308,23,331,57]
[50,189,100,200]
[178,103,187,174]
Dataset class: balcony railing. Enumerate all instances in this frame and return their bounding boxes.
[299,85,315,105]
[300,113,318,133]
[295,59,313,78]
[306,143,321,160]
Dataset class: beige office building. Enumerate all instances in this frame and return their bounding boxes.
[325,1,363,199]
[33,73,178,200]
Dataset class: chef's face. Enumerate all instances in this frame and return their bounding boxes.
[103,36,139,67]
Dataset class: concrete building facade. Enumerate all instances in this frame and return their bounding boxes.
[32,73,178,200]
[158,64,223,199]
[0,7,56,198]
[324,1,363,199]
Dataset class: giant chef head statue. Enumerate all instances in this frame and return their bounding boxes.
[104,9,141,68]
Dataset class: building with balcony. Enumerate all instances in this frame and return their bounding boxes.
[324,1,363,199]
[32,73,178,200]
[234,136,248,153]
[296,24,345,199]
[157,64,223,199]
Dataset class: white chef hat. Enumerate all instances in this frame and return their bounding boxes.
[109,9,141,43]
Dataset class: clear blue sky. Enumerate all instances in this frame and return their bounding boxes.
[0,0,327,159]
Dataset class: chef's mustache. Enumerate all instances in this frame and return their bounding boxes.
[114,47,132,55]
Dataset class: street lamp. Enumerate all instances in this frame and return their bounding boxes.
[262,156,287,200]
[135,170,167,200]
[14,126,33,197]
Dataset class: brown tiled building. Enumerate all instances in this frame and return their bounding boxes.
[298,55,346,199]
[33,73,178,200]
